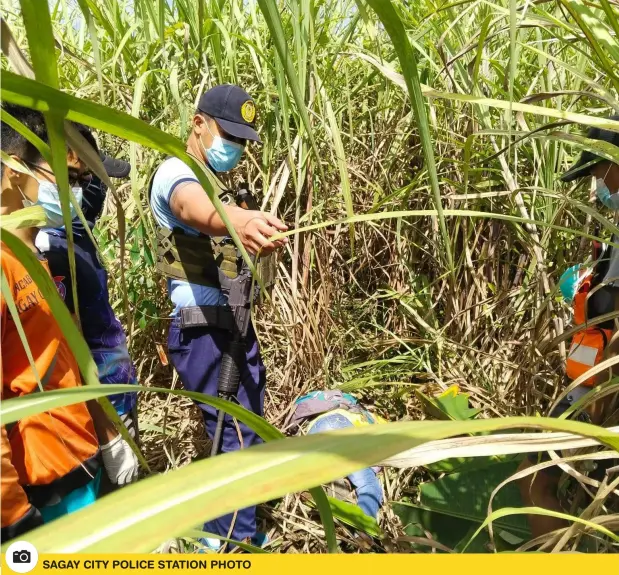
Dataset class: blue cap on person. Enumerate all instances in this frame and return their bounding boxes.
[197,85,261,144]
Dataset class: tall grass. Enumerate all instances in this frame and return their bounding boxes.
[1,0,618,553]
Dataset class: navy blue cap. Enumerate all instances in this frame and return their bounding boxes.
[197,84,261,143]
[101,153,131,178]
[562,115,619,182]
[77,124,131,179]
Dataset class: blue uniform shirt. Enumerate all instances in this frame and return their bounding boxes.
[35,228,137,415]
[149,157,227,316]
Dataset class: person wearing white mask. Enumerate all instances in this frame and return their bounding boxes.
[0,104,138,542]
[149,85,288,550]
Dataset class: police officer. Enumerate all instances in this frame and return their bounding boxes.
[149,85,288,549]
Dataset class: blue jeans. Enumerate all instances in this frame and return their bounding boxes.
[307,413,383,519]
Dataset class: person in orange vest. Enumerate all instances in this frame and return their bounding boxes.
[517,116,619,539]
[1,104,138,542]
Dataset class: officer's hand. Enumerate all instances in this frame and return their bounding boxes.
[234,208,288,255]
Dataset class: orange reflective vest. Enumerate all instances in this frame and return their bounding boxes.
[1,245,100,541]
[565,273,612,387]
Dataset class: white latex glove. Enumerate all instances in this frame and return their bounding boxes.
[100,434,139,486]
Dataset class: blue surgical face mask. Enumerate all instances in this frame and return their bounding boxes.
[21,179,83,228]
[596,177,619,210]
[201,122,245,172]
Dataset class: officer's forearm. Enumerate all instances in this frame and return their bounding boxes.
[171,182,287,254]
[171,182,242,236]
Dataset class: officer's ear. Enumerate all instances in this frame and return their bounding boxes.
[193,112,208,136]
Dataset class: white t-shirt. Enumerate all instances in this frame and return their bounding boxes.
[149,157,227,315]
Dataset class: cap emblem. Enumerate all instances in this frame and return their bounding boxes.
[241,100,255,123]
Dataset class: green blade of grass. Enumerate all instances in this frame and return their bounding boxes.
[255,0,327,183]
[352,51,619,133]
[183,529,268,553]
[315,71,355,252]
[558,0,619,93]
[20,0,81,341]
[600,0,619,40]
[76,0,105,104]
[0,205,46,230]
[0,408,615,552]
[360,0,454,273]
[0,269,46,391]
[0,378,339,552]
[519,43,618,105]
[268,208,619,251]
[1,229,147,469]
[463,507,619,552]
[17,0,133,348]
[305,495,384,539]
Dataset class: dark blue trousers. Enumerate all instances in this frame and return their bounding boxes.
[168,319,266,542]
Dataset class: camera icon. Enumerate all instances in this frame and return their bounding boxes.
[6,541,38,573]
[13,550,31,564]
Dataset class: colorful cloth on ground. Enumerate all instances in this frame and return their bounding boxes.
[294,389,386,520]
[309,407,380,430]
[305,409,384,520]
[292,390,367,423]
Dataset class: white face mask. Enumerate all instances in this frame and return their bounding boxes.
[21,179,83,228]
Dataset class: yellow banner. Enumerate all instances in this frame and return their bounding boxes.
[2,554,619,575]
